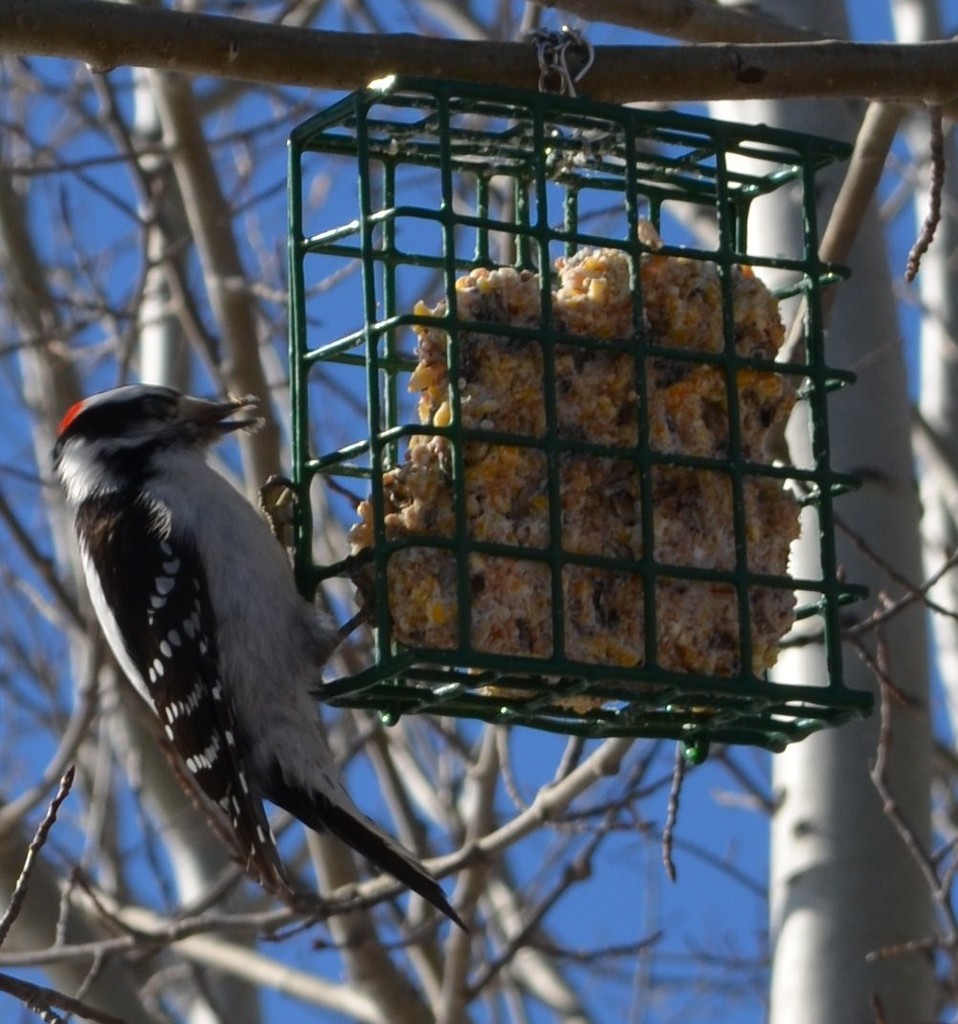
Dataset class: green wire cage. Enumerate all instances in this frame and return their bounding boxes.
[287,75,872,756]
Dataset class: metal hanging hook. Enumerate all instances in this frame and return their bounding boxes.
[531,25,599,174]
[531,26,594,98]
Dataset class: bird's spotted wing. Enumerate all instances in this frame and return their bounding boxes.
[76,493,289,891]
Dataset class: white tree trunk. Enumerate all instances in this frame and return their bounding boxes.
[770,141,933,1024]
[891,0,958,733]
[714,2,934,1021]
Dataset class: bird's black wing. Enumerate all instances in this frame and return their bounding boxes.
[77,492,289,892]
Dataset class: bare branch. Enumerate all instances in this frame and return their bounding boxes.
[12,891,390,1023]
[868,634,958,988]
[437,728,500,1023]
[551,0,827,43]
[0,766,76,949]
[0,2,957,104]
[819,102,910,268]
[144,69,282,490]
[453,736,633,866]
[905,106,945,282]
[0,668,95,837]
[467,821,609,1000]
[0,971,128,1024]
[0,488,84,633]
[661,743,685,883]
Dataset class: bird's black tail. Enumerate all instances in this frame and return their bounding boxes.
[266,767,465,929]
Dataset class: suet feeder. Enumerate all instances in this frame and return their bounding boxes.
[287,75,872,756]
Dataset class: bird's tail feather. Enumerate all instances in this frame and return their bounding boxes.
[266,767,464,929]
[322,800,465,930]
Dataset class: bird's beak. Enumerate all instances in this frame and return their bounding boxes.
[176,394,263,439]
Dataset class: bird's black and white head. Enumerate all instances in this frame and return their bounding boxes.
[53,384,261,508]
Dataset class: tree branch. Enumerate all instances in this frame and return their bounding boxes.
[552,0,827,43]
[905,105,945,282]
[1,1,958,104]
[52,894,390,1023]
[0,767,76,950]
[0,971,128,1024]
[773,99,907,384]
[0,667,94,837]
[144,69,282,492]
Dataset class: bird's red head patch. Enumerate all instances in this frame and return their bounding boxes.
[56,399,87,438]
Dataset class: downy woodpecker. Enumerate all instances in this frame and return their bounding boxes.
[53,384,460,926]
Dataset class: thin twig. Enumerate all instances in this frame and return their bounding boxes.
[712,746,777,815]
[661,744,686,882]
[497,727,530,813]
[0,766,76,950]
[0,971,128,1024]
[870,992,891,1024]
[905,106,944,282]
[466,820,610,997]
[0,488,84,631]
[551,735,586,785]
[835,510,958,634]
[846,628,916,708]
[0,664,97,837]
[867,631,958,992]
